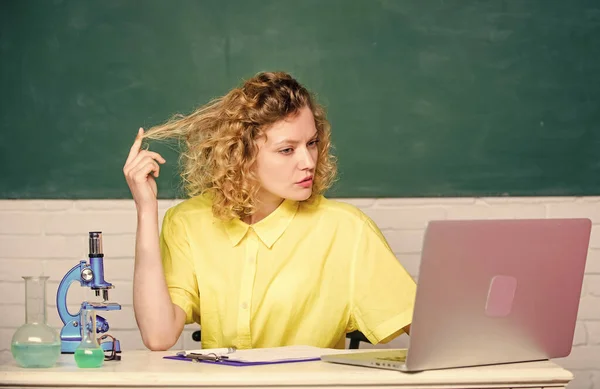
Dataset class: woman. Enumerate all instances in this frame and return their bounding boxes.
[123,71,416,351]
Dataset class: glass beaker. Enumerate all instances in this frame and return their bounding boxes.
[74,308,104,368]
[11,276,61,368]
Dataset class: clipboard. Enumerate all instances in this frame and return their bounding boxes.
[163,345,341,367]
[163,353,321,366]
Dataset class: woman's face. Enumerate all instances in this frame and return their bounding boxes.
[254,105,319,205]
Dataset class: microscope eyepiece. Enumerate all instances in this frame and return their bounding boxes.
[89,231,104,258]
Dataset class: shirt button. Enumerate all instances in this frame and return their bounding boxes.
[241,302,248,310]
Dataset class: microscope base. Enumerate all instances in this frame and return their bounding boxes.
[61,339,121,354]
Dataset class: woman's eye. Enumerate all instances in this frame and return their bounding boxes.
[308,139,320,147]
[279,148,293,155]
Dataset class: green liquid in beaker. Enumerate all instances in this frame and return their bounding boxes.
[74,347,104,368]
[11,342,61,368]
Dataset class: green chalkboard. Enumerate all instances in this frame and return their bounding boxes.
[1,0,600,198]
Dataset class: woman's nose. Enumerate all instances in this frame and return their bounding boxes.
[298,147,316,170]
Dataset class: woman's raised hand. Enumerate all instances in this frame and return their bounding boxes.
[123,128,166,212]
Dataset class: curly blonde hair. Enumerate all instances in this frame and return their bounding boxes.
[143,71,337,220]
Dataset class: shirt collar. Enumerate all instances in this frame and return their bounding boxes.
[223,199,299,248]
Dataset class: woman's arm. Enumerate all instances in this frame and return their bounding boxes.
[124,128,186,350]
[133,209,186,350]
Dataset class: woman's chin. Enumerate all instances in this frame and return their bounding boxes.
[287,188,312,201]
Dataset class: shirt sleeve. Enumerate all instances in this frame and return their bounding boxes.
[349,217,417,344]
[160,208,200,325]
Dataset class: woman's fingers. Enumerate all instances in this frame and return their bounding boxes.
[124,150,166,176]
[125,128,144,166]
[129,150,166,168]
[131,159,161,182]
[123,128,164,206]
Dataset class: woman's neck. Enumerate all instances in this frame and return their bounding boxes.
[244,192,284,225]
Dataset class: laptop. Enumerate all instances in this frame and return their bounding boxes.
[322,218,591,372]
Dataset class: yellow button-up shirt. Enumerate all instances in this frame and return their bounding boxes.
[160,194,416,350]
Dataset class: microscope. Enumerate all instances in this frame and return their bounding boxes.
[57,231,122,356]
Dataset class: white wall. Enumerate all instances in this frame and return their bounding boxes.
[0,197,598,388]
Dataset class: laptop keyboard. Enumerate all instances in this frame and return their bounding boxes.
[376,355,407,362]
[374,349,408,363]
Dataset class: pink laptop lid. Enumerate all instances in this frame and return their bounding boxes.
[406,218,591,371]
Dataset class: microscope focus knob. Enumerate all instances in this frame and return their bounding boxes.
[81,267,94,282]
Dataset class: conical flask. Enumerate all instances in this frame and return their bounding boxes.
[11,276,61,368]
[74,308,104,368]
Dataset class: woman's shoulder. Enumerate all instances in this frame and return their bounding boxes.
[306,196,370,224]
[165,193,214,220]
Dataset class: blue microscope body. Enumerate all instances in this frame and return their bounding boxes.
[56,232,122,355]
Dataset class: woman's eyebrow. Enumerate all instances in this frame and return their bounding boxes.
[272,132,318,147]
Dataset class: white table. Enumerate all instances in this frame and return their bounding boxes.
[0,350,573,389]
